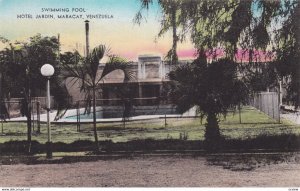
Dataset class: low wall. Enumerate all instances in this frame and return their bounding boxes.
[64,105,179,119]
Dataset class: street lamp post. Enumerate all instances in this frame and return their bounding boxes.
[41,64,55,159]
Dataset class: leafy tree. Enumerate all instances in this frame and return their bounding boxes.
[61,45,133,151]
[0,42,36,151]
[137,0,300,107]
[0,34,69,152]
[0,43,15,120]
[239,61,279,93]
[136,0,281,57]
[274,1,300,107]
[169,55,248,150]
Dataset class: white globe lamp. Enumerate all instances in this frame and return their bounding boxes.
[41,64,55,77]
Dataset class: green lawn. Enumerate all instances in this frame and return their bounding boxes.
[0,106,299,143]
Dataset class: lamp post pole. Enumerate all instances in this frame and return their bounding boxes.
[41,64,54,159]
[46,77,52,158]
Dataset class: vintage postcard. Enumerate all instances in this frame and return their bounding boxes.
[0,0,299,189]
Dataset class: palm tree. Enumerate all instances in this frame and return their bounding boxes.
[61,45,133,151]
[168,55,249,151]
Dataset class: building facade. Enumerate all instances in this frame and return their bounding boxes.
[64,55,190,117]
[66,55,189,105]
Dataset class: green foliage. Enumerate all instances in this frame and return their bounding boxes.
[0,34,67,101]
[239,62,279,92]
[137,0,300,106]
[169,57,248,116]
[16,34,59,95]
[274,2,300,107]
[0,34,69,149]
[168,56,248,149]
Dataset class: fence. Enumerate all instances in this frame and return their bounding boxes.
[0,97,55,133]
[72,97,178,131]
[1,97,54,118]
[73,97,171,108]
[251,92,280,122]
[0,95,287,143]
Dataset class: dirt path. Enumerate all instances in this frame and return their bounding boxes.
[1,154,300,187]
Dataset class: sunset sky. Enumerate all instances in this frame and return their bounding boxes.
[0,0,196,61]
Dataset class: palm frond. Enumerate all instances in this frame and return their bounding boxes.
[98,55,135,84]
[87,45,107,80]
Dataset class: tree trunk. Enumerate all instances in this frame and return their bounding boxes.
[26,74,32,154]
[171,5,178,65]
[27,102,32,153]
[204,113,221,152]
[92,85,100,152]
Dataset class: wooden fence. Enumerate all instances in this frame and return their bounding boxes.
[251,92,280,122]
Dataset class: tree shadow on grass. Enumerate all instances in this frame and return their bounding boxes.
[206,152,300,171]
[0,132,27,136]
[222,122,281,125]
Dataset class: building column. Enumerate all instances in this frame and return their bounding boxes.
[159,61,165,79]
[138,62,142,79]
[159,83,163,104]
[159,61,162,79]
[138,83,143,105]
[142,63,146,79]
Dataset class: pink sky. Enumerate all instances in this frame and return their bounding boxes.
[0,0,275,63]
[174,48,275,62]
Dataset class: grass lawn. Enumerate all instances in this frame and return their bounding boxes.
[0,106,299,143]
